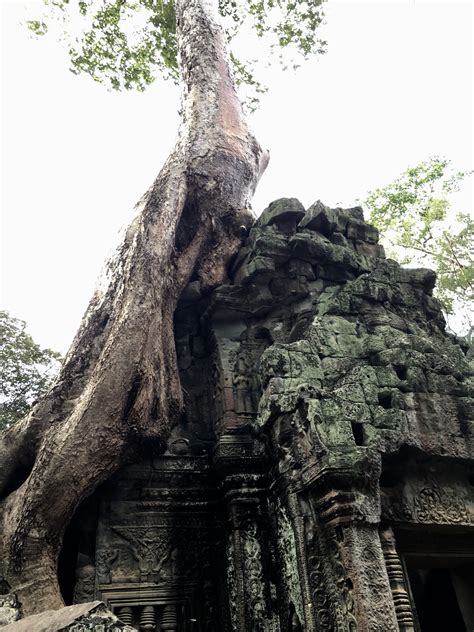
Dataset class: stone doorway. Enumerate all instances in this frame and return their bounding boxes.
[397,530,474,632]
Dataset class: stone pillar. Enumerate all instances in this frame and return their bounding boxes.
[226,496,278,632]
[332,523,399,632]
[380,527,415,631]
[301,457,399,632]
[285,492,317,631]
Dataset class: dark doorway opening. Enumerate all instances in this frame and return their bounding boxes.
[405,558,474,632]
[58,494,100,605]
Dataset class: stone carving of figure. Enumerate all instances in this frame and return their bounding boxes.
[113,547,139,583]
[73,563,96,603]
[96,548,118,584]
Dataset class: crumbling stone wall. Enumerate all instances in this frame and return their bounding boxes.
[210,198,473,631]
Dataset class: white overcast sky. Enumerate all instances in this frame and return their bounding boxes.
[1,0,473,353]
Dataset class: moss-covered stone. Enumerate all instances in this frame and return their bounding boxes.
[255,198,305,228]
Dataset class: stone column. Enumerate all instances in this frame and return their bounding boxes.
[380,526,415,631]
[226,496,278,632]
[333,523,399,631]
[301,456,399,632]
[285,492,317,631]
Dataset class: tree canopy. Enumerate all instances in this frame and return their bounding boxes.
[0,311,61,430]
[364,157,473,337]
[27,0,326,109]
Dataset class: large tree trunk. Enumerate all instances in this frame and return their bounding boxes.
[0,0,267,615]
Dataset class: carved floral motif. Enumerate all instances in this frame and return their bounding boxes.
[242,522,268,631]
[226,536,238,632]
[304,508,357,631]
[413,486,471,524]
[382,480,473,525]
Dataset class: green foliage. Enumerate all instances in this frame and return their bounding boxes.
[69,1,179,91]
[26,19,48,35]
[0,311,61,430]
[27,0,326,108]
[364,157,473,333]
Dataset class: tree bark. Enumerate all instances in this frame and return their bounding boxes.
[0,0,267,615]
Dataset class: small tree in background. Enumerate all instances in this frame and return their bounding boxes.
[0,311,61,430]
[364,157,473,338]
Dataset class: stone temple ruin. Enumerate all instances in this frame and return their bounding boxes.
[2,199,473,631]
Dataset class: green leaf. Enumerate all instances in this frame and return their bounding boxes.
[26,20,48,36]
[27,0,326,102]
[364,157,473,335]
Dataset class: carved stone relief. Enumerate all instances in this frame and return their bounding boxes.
[303,500,357,631]
[73,556,96,603]
[382,473,474,526]
[241,522,268,630]
[275,500,305,627]
[111,527,174,582]
[413,485,471,524]
[226,536,239,632]
[96,548,119,584]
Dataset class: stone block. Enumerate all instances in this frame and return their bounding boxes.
[342,401,373,424]
[315,264,350,282]
[330,231,351,248]
[375,366,401,388]
[344,205,365,221]
[212,283,275,318]
[316,286,353,317]
[270,276,309,304]
[354,239,384,258]
[248,226,291,264]
[285,258,316,280]
[0,594,20,627]
[320,315,358,336]
[299,200,348,235]
[255,198,305,228]
[394,266,437,292]
[332,383,367,403]
[289,231,332,262]
[234,255,275,284]
[1,601,136,631]
[346,218,379,244]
